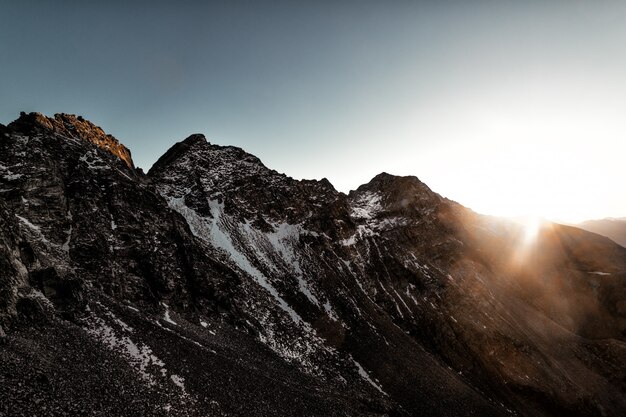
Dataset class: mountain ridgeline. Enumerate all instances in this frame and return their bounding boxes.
[1,112,625,417]
[577,218,626,248]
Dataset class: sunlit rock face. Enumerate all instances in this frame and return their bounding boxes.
[7,112,135,169]
[1,113,625,417]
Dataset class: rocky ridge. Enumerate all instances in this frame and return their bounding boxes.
[1,113,625,417]
[7,112,135,169]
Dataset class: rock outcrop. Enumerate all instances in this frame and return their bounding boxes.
[8,112,135,169]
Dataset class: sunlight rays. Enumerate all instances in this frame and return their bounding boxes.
[509,216,548,266]
[521,216,543,247]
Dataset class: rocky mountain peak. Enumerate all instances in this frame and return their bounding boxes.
[359,172,427,191]
[148,133,207,177]
[6,112,134,169]
[150,136,342,226]
[183,133,208,145]
[148,134,264,178]
[7,111,54,131]
[350,172,442,216]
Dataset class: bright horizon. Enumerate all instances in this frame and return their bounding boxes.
[2,1,625,224]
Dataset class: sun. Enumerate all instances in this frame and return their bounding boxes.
[507,216,547,266]
[520,216,543,246]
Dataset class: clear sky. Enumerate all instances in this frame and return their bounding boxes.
[2,0,625,223]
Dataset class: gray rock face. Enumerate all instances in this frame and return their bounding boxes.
[1,113,625,417]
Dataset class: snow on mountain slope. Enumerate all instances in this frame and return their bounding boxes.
[1,114,625,417]
[150,133,626,417]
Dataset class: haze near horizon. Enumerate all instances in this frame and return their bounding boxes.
[1,0,625,223]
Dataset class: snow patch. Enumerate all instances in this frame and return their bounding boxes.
[265,222,320,306]
[79,151,111,170]
[352,358,387,395]
[170,374,187,394]
[16,214,50,244]
[86,315,166,386]
[350,192,382,220]
[162,303,178,325]
[340,225,379,246]
[165,195,304,325]
[15,214,41,232]
[323,300,339,321]
[62,224,72,252]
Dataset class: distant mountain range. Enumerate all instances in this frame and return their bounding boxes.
[1,112,625,417]
[576,218,626,248]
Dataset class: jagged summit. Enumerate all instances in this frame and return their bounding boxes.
[183,133,208,145]
[147,133,208,177]
[6,112,134,169]
[148,134,265,179]
[356,172,428,191]
[351,171,442,217]
[368,171,403,182]
[149,133,341,225]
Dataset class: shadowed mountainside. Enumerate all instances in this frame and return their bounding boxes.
[1,113,625,417]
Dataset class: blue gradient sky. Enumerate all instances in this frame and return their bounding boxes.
[2,1,625,222]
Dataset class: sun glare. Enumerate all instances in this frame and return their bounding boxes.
[520,216,543,246]
[508,216,546,266]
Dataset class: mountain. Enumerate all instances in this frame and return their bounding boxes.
[1,112,625,417]
[577,218,626,248]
